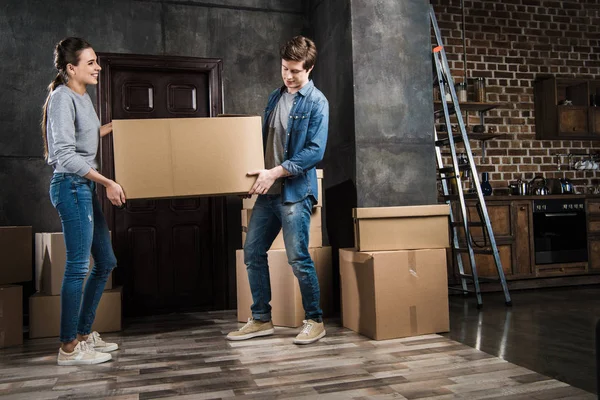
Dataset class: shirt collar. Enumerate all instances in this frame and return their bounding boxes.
[279,80,314,97]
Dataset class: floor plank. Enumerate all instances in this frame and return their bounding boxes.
[0,308,595,399]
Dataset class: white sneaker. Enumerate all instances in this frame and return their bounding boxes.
[57,341,112,366]
[226,318,275,341]
[86,331,119,352]
[293,319,326,345]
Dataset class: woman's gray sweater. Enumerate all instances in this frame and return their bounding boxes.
[46,85,100,176]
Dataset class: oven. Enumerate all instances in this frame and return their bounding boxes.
[532,199,588,265]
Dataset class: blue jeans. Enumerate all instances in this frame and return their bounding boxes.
[244,195,322,322]
[49,173,116,343]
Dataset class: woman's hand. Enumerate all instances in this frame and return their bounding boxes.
[100,122,113,138]
[106,180,126,207]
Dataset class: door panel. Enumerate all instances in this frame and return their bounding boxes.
[97,54,225,316]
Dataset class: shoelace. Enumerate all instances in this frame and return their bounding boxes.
[78,341,95,354]
[89,331,102,344]
[239,318,255,331]
[300,320,313,335]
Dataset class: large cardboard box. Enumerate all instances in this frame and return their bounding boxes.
[242,169,324,209]
[0,285,23,347]
[113,116,265,199]
[0,226,32,285]
[35,233,113,295]
[339,248,449,340]
[29,287,122,339]
[236,247,332,328]
[241,207,322,250]
[353,205,450,251]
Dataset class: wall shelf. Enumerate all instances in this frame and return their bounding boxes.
[434,101,503,119]
[434,101,504,161]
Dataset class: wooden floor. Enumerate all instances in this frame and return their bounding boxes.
[445,284,600,395]
[0,292,596,400]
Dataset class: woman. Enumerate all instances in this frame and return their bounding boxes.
[42,37,125,365]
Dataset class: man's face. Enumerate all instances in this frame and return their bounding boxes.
[281,59,313,94]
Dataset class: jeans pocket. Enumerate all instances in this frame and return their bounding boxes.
[49,179,62,208]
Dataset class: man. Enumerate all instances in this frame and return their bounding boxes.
[227,36,329,345]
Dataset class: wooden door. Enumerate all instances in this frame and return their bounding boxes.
[96,54,226,316]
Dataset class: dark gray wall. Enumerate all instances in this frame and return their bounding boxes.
[309,0,355,313]
[1,0,306,309]
[351,0,436,207]
[0,0,304,231]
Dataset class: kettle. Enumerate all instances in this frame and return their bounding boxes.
[560,178,574,194]
[508,178,529,195]
[530,176,549,196]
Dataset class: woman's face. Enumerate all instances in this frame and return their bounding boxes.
[68,48,101,86]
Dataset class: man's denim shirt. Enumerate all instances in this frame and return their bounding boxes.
[263,80,329,205]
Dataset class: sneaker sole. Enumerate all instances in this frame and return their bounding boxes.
[57,353,112,366]
[226,328,275,341]
[94,343,119,352]
[293,330,326,345]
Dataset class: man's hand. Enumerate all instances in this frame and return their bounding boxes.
[100,122,113,138]
[248,169,277,195]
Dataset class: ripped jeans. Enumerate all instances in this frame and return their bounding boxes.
[243,194,322,322]
[49,173,116,343]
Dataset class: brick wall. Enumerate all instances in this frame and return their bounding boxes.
[433,0,600,194]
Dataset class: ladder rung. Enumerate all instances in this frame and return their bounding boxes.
[450,221,484,227]
[434,106,456,119]
[441,194,479,200]
[435,134,465,147]
[437,175,457,180]
[438,164,470,174]
[448,286,476,293]
[458,274,499,283]
[455,247,494,255]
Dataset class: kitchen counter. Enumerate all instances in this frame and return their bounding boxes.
[476,194,600,201]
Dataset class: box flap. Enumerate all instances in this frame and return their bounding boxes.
[353,204,450,219]
[113,119,174,199]
[339,248,374,264]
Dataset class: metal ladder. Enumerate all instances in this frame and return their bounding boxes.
[430,5,511,308]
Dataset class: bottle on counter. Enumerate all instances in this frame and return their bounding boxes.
[481,172,493,196]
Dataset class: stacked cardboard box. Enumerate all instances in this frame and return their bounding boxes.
[240,169,323,250]
[0,226,32,347]
[30,232,121,339]
[236,169,331,327]
[340,205,451,340]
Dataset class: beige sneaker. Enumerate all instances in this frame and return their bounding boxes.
[294,319,326,345]
[86,331,118,353]
[226,318,274,341]
[57,341,112,366]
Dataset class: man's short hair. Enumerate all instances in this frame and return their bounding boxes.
[280,36,317,71]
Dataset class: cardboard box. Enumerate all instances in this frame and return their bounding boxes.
[242,169,323,209]
[35,233,113,295]
[29,287,122,339]
[236,247,332,327]
[0,226,32,285]
[241,229,322,250]
[241,207,322,249]
[0,285,23,347]
[339,248,449,340]
[353,205,450,251]
[113,116,265,199]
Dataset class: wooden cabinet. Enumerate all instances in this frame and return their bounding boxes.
[448,196,600,289]
[534,77,600,139]
[451,200,533,280]
[587,199,600,271]
[512,201,534,277]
